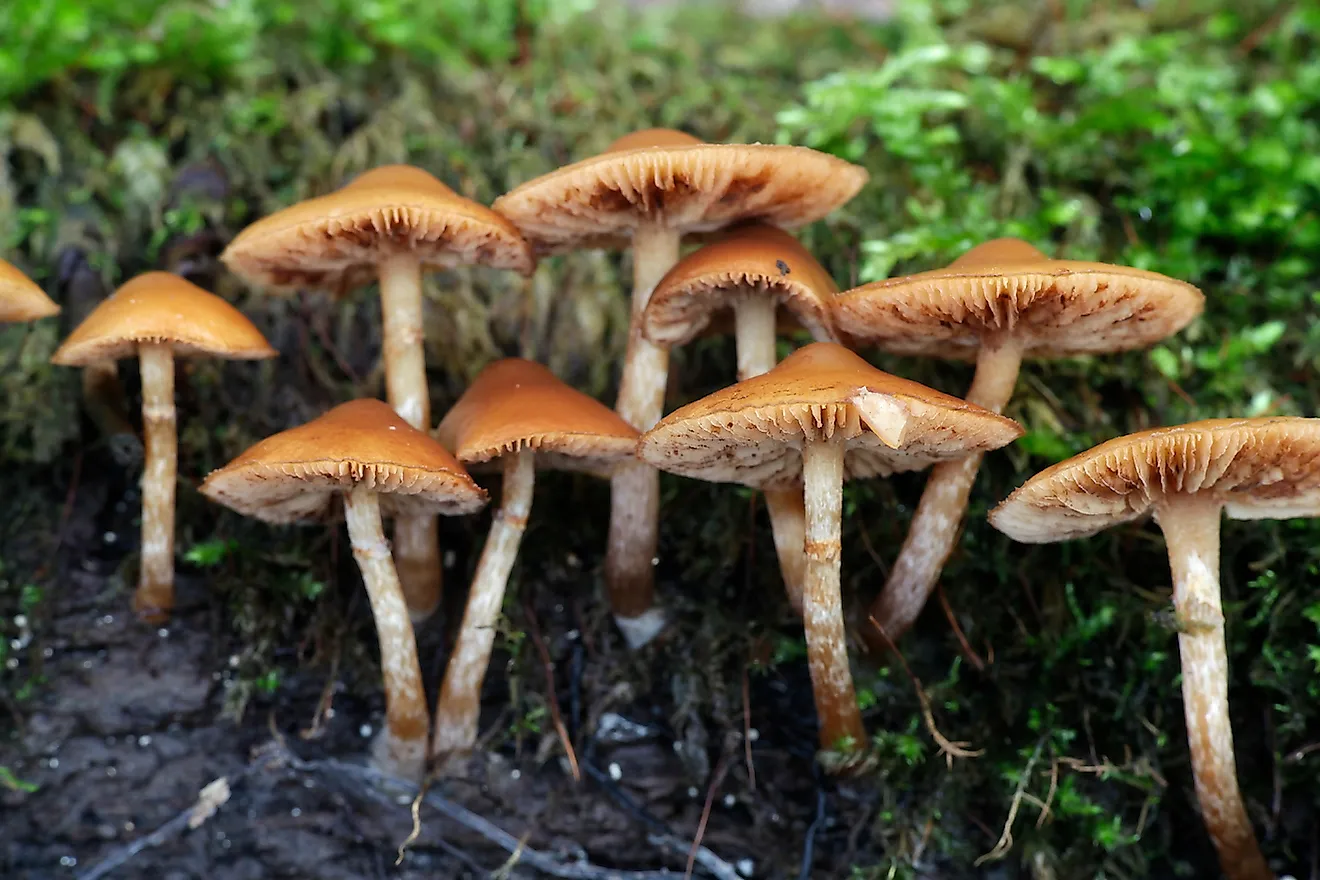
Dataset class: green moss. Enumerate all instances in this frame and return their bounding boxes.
[2,0,1318,875]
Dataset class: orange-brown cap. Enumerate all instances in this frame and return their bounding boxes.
[989,418,1320,543]
[0,258,59,323]
[200,399,488,523]
[221,165,535,294]
[834,238,1204,359]
[437,358,639,477]
[492,128,869,255]
[639,342,1022,490]
[641,223,838,347]
[51,272,276,366]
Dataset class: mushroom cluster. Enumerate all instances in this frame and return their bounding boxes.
[10,128,1302,874]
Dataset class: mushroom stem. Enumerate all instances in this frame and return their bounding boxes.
[735,296,807,609]
[134,342,176,622]
[866,334,1024,647]
[734,296,777,382]
[378,252,443,621]
[765,487,807,612]
[83,360,143,467]
[801,433,866,752]
[1157,496,1271,880]
[343,483,430,782]
[607,222,680,647]
[433,450,535,756]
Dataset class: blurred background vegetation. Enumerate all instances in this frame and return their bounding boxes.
[2,0,1318,877]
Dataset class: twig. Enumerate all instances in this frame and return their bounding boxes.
[524,596,581,782]
[741,665,756,791]
[975,737,1046,865]
[1238,4,1292,54]
[685,756,732,880]
[936,584,986,672]
[797,778,827,880]
[868,617,984,766]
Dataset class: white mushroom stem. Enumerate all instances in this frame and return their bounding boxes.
[378,252,443,621]
[343,483,429,782]
[134,342,176,622]
[734,297,808,607]
[764,487,807,612]
[1156,495,1272,880]
[607,222,680,646]
[801,432,866,752]
[433,450,534,756]
[867,334,1024,645]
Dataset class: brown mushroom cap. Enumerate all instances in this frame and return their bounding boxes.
[221,165,535,293]
[641,223,838,347]
[989,417,1320,544]
[639,342,1022,490]
[834,238,1204,359]
[492,129,869,255]
[200,399,488,524]
[437,358,639,476]
[0,258,59,323]
[50,272,276,365]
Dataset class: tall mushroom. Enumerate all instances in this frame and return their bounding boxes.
[835,238,1203,647]
[640,223,838,610]
[221,165,535,621]
[0,257,59,323]
[51,272,276,621]
[639,343,1021,754]
[989,418,1320,880]
[200,399,487,780]
[494,130,866,647]
[431,358,639,756]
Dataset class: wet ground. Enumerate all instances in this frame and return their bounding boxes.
[0,457,880,880]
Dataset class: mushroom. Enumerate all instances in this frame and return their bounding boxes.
[640,223,838,609]
[834,238,1204,646]
[494,130,866,647]
[989,418,1320,880]
[51,272,276,621]
[0,257,59,323]
[431,358,639,756]
[639,342,1021,753]
[200,399,488,780]
[221,165,535,621]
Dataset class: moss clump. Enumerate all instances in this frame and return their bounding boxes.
[2,1,1319,876]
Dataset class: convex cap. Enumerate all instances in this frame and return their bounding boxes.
[639,342,1022,489]
[493,129,868,255]
[437,358,639,476]
[835,238,1204,358]
[222,165,535,293]
[642,223,838,346]
[51,272,275,365]
[201,399,488,523]
[1,258,59,322]
[990,417,1320,543]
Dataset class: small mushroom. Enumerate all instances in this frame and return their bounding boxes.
[989,418,1320,880]
[431,359,638,755]
[639,343,1021,754]
[200,399,488,780]
[836,238,1204,646]
[221,165,535,621]
[0,257,59,323]
[641,223,839,609]
[495,130,867,647]
[51,273,276,621]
